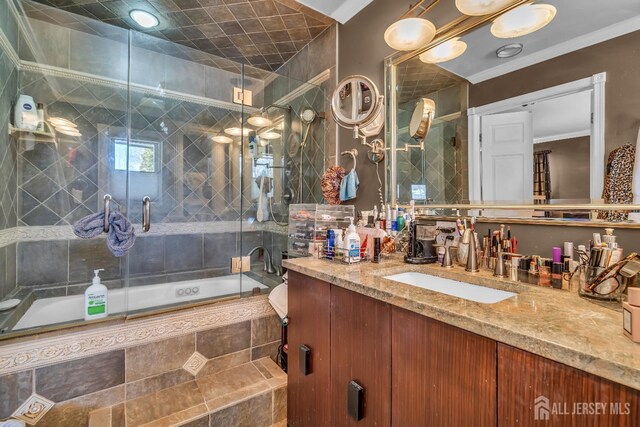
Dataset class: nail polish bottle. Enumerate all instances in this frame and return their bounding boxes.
[623,288,640,343]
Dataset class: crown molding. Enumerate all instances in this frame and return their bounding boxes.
[465,15,640,84]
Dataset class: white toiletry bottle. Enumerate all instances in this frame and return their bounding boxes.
[343,217,361,264]
[335,229,344,260]
[14,94,38,130]
[85,269,108,320]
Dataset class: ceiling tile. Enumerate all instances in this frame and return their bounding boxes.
[29,0,334,70]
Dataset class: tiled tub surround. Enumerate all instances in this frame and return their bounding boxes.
[283,255,640,392]
[0,296,286,426]
[0,228,287,331]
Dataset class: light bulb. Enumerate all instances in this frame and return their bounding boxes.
[384,18,436,51]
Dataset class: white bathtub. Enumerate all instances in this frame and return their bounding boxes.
[13,274,267,330]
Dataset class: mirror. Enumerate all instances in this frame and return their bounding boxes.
[331,75,384,136]
[386,0,640,223]
[409,98,436,140]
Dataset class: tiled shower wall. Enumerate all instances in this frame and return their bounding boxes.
[396,84,467,204]
[0,7,19,300]
[14,230,286,292]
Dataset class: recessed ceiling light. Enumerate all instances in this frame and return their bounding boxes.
[455,0,515,16]
[130,10,159,29]
[259,131,281,140]
[247,112,273,128]
[212,135,233,144]
[491,3,556,39]
[48,117,76,128]
[384,18,436,51]
[419,37,467,63]
[496,43,524,58]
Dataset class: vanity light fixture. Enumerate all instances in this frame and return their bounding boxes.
[419,37,467,63]
[496,43,524,58]
[130,10,159,29]
[247,111,273,127]
[224,127,251,136]
[259,131,281,140]
[212,134,233,144]
[455,0,515,16]
[384,17,436,51]
[490,3,556,38]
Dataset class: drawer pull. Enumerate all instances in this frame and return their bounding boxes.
[299,344,311,375]
[348,380,364,421]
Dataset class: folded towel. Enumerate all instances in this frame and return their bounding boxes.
[339,168,359,201]
[107,211,136,257]
[73,211,136,257]
[72,211,104,239]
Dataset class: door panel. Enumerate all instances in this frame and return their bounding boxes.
[331,286,391,427]
[392,306,497,427]
[287,271,331,427]
[498,343,640,426]
[481,111,533,203]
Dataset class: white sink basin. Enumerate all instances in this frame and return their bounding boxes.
[384,272,516,304]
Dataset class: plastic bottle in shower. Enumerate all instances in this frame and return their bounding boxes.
[85,269,108,320]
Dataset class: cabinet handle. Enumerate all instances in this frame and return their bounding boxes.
[299,344,311,375]
[348,380,364,421]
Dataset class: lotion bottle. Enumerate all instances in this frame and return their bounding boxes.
[85,269,108,320]
[343,217,361,264]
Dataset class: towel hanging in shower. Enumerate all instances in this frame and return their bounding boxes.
[73,211,136,257]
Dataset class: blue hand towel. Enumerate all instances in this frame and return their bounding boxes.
[340,168,359,201]
[73,211,136,257]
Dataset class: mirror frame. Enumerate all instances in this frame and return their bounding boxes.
[383,3,629,226]
[331,74,383,129]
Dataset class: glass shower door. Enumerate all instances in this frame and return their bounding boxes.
[124,32,245,314]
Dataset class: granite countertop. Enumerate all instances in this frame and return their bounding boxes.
[282,255,640,391]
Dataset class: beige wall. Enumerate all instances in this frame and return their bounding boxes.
[536,137,591,201]
[470,30,640,156]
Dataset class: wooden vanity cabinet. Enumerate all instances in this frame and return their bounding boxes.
[287,271,332,427]
[498,344,640,427]
[391,306,497,427]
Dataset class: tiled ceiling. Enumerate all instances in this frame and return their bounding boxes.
[396,56,463,105]
[28,0,334,71]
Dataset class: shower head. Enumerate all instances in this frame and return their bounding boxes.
[301,108,316,124]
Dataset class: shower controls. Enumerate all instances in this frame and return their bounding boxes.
[175,285,200,297]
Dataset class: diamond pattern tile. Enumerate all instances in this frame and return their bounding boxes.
[11,393,55,425]
[26,0,334,71]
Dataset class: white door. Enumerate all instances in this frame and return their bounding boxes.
[481,111,533,203]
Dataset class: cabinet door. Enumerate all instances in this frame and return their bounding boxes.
[331,285,391,427]
[498,343,640,427]
[391,307,497,427]
[287,271,332,427]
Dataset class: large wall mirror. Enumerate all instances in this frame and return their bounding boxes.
[386,0,640,222]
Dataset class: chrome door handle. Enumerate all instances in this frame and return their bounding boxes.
[104,194,111,232]
[142,196,151,232]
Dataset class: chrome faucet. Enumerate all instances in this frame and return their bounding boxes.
[247,246,279,275]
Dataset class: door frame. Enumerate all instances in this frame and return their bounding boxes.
[467,72,606,202]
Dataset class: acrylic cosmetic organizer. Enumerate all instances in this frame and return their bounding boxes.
[287,204,355,256]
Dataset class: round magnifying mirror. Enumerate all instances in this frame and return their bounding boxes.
[331,75,382,129]
[409,98,436,140]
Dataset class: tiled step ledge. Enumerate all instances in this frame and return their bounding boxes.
[0,296,274,375]
[88,358,287,427]
[0,221,288,248]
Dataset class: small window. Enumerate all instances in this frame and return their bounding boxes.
[114,139,159,173]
